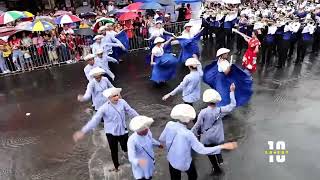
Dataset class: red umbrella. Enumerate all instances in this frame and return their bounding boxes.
[126,2,143,11]
[118,12,138,21]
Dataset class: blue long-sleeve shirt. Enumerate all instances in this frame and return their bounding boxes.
[82,77,114,110]
[102,32,124,53]
[191,92,236,146]
[83,64,97,81]
[127,131,160,179]
[159,121,221,171]
[169,66,203,103]
[81,99,138,135]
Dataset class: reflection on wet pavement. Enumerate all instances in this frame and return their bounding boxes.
[0,42,319,180]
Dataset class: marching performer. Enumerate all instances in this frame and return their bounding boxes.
[149,37,178,85]
[83,54,97,81]
[103,24,126,62]
[127,116,163,180]
[95,49,118,81]
[191,84,236,175]
[74,87,139,172]
[91,35,105,55]
[261,20,277,66]
[296,19,316,64]
[159,104,238,180]
[203,48,253,107]
[162,58,203,106]
[232,28,261,74]
[77,67,114,112]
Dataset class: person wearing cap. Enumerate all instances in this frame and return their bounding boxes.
[162,58,203,106]
[94,49,117,81]
[191,84,236,175]
[176,23,203,63]
[149,37,178,85]
[91,35,104,55]
[78,67,114,111]
[127,116,163,180]
[154,9,163,21]
[159,104,238,180]
[203,48,253,107]
[83,54,97,81]
[145,20,175,52]
[102,24,126,61]
[296,19,316,64]
[74,87,139,172]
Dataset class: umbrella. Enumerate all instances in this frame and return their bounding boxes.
[126,2,143,11]
[95,17,115,24]
[79,12,97,18]
[0,26,20,37]
[157,0,176,6]
[107,9,119,16]
[76,6,93,14]
[23,11,34,18]
[54,10,72,17]
[55,14,81,24]
[141,2,164,10]
[25,20,55,31]
[75,28,95,36]
[0,11,24,25]
[175,0,201,3]
[15,21,32,30]
[91,18,115,32]
[118,12,138,21]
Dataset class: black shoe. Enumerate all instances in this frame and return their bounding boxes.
[275,65,282,68]
[212,168,223,176]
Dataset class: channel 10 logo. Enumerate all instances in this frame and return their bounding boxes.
[265,141,288,163]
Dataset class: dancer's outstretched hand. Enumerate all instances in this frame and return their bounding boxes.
[162,94,170,101]
[73,131,85,143]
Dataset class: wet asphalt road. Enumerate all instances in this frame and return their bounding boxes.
[0,41,319,180]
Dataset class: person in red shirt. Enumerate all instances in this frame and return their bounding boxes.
[185,4,192,21]
[9,35,25,71]
[233,29,260,74]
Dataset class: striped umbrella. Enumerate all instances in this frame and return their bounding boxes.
[55,14,81,24]
[23,11,34,18]
[25,20,56,32]
[0,11,24,24]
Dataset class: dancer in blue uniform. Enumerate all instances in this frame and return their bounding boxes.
[176,22,203,63]
[149,37,178,85]
[203,48,253,107]
[145,20,175,53]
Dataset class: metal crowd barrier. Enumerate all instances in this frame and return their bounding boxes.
[0,21,188,76]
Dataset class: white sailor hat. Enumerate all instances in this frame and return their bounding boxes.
[154,37,165,44]
[156,9,160,12]
[103,87,122,98]
[84,54,95,61]
[203,89,222,103]
[165,14,170,17]
[185,58,201,67]
[96,49,104,55]
[129,115,154,132]
[93,35,104,40]
[184,22,193,28]
[170,104,196,123]
[216,48,230,57]
[155,20,163,24]
[89,67,106,77]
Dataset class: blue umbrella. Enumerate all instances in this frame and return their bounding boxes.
[141,2,164,10]
[157,0,176,6]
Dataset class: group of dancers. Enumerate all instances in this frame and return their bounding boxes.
[202,0,320,68]
[69,8,260,179]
